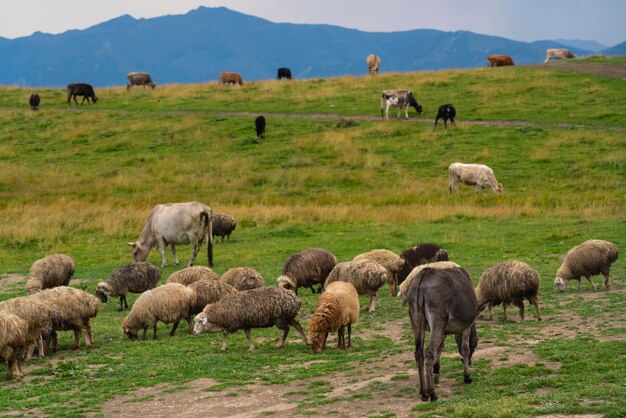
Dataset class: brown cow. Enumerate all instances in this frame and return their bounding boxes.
[67,83,98,105]
[366,54,381,75]
[487,55,515,67]
[127,72,156,90]
[544,48,576,63]
[219,72,244,86]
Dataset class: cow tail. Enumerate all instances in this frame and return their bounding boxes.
[202,210,214,267]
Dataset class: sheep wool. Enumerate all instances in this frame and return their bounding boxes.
[353,249,405,296]
[398,261,460,305]
[122,283,195,340]
[187,279,237,315]
[277,248,337,294]
[219,267,264,291]
[26,254,75,294]
[193,286,308,352]
[0,311,31,380]
[324,259,388,312]
[0,295,53,359]
[555,239,619,292]
[166,266,218,286]
[308,281,359,354]
[96,262,161,310]
[476,260,541,321]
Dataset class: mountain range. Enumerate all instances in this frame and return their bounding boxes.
[0,6,623,87]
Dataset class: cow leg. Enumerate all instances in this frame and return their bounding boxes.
[385,102,391,121]
[169,243,180,265]
[156,236,168,267]
[451,118,456,127]
[187,241,199,267]
[73,95,79,105]
[404,105,409,119]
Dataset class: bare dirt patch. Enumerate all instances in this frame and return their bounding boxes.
[0,274,25,292]
[541,61,626,80]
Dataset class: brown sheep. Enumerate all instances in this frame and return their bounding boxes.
[0,296,53,360]
[26,254,75,294]
[353,249,404,296]
[187,280,237,315]
[0,311,31,380]
[308,281,359,354]
[476,260,542,321]
[219,267,264,291]
[96,262,161,310]
[277,248,337,295]
[324,259,387,312]
[397,243,449,285]
[193,287,308,352]
[166,266,219,286]
[212,213,237,242]
[219,72,244,86]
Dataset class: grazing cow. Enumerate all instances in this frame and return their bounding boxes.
[380,90,423,121]
[219,72,244,86]
[128,201,214,268]
[277,68,292,80]
[434,104,456,129]
[487,55,515,67]
[367,54,381,75]
[29,93,40,111]
[67,83,98,105]
[544,48,576,63]
[255,115,266,140]
[448,162,503,195]
[127,72,156,90]
[406,265,479,402]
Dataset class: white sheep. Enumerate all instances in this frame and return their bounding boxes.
[555,239,619,292]
[219,267,264,291]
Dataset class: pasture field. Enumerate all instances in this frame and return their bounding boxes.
[0,61,625,417]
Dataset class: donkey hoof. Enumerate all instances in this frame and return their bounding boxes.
[421,394,429,402]
[464,375,473,384]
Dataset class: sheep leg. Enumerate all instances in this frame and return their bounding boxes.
[337,326,345,350]
[169,320,180,337]
[584,276,597,291]
[389,277,397,297]
[152,324,158,339]
[528,296,542,321]
[141,327,148,341]
[577,278,582,290]
[459,328,473,384]
[487,303,494,321]
[83,321,94,348]
[275,324,290,349]
[513,299,525,321]
[602,271,611,290]
[288,319,308,345]
[52,331,59,353]
[71,327,81,349]
[502,303,508,321]
[365,293,377,312]
[245,329,256,351]
[346,323,352,351]
[25,343,35,361]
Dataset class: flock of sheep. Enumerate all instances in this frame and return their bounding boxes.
[0,234,618,400]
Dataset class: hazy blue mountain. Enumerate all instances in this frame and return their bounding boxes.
[0,6,602,87]
[601,41,626,55]
[554,39,607,52]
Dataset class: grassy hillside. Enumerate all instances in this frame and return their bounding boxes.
[0,64,624,417]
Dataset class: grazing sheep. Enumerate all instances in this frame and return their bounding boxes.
[193,286,308,352]
[26,254,75,294]
[121,283,195,340]
[0,311,31,380]
[555,240,619,292]
[398,261,461,305]
[212,212,237,242]
[324,259,387,312]
[187,280,237,315]
[219,267,264,291]
[406,265,478,402]
[30,286,100,351]
[397,243,449,285]
[308,281,359,354]
[0,296,54,360]
[476,260,542,321]
[353,249,405,297]
[277,248,337,295]
[96,262,161,311]
[166,266,219,286]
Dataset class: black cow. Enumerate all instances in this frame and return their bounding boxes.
[277,67,292,80]
[29,93,40,111]
[67,83,98,105]
[255,115,266,140]
[434,104,456,129]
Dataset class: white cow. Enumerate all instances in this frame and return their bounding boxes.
[367,54,381,75]
[448,163,503,195]
[380,90,423,121]
[544,48,576,63]
[128,201,214,267]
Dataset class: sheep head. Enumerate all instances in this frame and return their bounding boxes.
[95,282,111,303]
[277,275,296,292]
[193,312,224,334]
[554,277,567,292]
[308,330,329,354]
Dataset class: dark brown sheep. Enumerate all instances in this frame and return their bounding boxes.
[277,248,337,295]
[397,243,449,285]
[96,262,161,311]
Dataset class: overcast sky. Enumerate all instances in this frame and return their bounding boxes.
[1,0,624,46]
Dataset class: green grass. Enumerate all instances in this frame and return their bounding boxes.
[0,63,625,417]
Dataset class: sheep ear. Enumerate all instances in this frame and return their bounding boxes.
[202,318,208,325]
[127,242,135,247]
